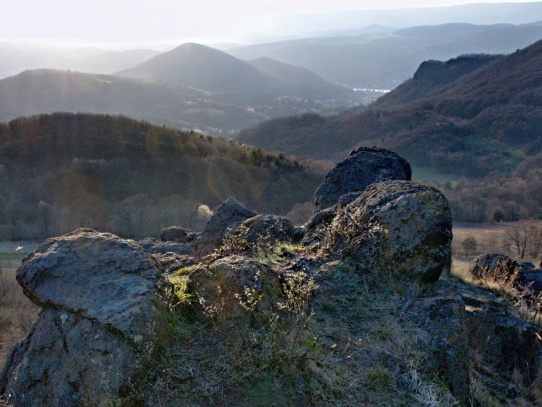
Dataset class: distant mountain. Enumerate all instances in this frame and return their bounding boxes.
[0,113,329,239]
[118,42,355,102]
[241,2,542,41]
[236,39,542,178]
[228,22,542,89]
[0,41,159,79]
[0,67,352,135]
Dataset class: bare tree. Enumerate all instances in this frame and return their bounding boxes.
[503,225,541,259]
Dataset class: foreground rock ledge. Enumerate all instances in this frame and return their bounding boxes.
[0,228,168,406]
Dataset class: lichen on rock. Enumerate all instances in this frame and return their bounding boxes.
[328,180,453,282]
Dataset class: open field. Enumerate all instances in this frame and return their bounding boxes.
[0,241,39,271]
[453,220,542,259]
[451,220,542,278]
[0,242,40,367]
[0,270,39,368]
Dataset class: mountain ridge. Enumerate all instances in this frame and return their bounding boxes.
[228,21,542,88]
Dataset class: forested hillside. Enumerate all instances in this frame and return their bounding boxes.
[237,40,542,221]
[0,113,329,240]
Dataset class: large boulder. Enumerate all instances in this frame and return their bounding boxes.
[187,255,282,321]
[160,226,197,244]
[196,197,256,258]
[469,253,520,281]
[0,228,169,406]
[314,147,411,210]
[328,180,452,282]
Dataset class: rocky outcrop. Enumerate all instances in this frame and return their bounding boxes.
[329,180,452,282]
[314,147,411,210]
[469,253,519,281]
[3,148,542,407]
[460,283,541,395]
[0,229,169,406]
[196,197,256,258]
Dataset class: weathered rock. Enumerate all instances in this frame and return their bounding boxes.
[152,251,197,275]
[329,180,452,282]
[220,214,301,255]
[0,228,168,406]
[409,280,542,405]
[160,226,197,243]
[146,241,195,257]
[469,253,519,281]
[459,283,541,391]
[302,207,336,247]
[196,197,256,257]
[409,285,470,405]
[314,146,411,209]
[187,255,282,321]
[515,268,542,304]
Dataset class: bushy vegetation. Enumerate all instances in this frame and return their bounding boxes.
[0,113,329,240]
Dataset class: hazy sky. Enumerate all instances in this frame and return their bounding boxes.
[2,0,541,46]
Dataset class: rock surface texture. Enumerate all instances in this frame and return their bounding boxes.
[0,229,168,406]
[196,197,256,258]
[187,255,282,321]
[314,146,411,209]
[329,180,452,282]
[219,214,301,255]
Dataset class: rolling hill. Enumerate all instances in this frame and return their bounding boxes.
[0,113,329,240]
[228,22,542,89]
[0,62,354,136]
[117,43,355,102]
